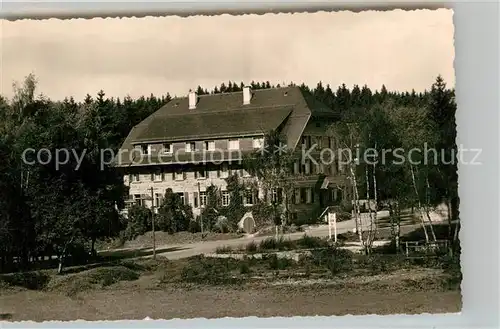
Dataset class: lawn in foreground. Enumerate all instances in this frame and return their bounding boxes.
[0,242,462,321]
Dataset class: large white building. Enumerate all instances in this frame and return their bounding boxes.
[115,86,350,223]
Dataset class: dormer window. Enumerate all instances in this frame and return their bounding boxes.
[186,142,196,152]
[228,139,240,150]
[141,144,150,155]
[163,143,173,154]
[301,136,312,149]
[204,141,215,151]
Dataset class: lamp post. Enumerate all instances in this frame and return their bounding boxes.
[149,186,157,260]
[197,181,204,237]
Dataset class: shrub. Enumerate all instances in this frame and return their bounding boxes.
[337,211,352,222]
[259,236,295,251]
[296,235,329,249]
[124,205,151,240]
[0,271,51,290]
[87,266,140,287]
[213,216,230,233]
[251,202,275,227]
[356,254,404,274]
[245,241,258,253]
[180,256,241,285]
[308,247,354,275]
[215,245,233,254]
[266,254,294,270]
[239,261,251,274]
[188,219,201,233]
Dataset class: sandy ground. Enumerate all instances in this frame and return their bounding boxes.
[1,267,462,322]
[0,285,461,321]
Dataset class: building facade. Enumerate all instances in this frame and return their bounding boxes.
[115,86,350,223]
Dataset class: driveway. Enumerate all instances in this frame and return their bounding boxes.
[106,211,447,261]
[152,212,403,260]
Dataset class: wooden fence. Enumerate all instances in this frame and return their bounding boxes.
[404,239,451,258]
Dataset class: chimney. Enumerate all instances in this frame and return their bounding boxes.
[188,90,197,109]
[243,86,252,105]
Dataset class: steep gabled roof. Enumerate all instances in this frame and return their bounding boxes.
[134,107,293,143]
[116,86,336,167]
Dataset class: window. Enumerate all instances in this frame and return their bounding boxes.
[314,136,322,148]
[163,143,173,154]
[253,137,264,149]
[311,162,317,174]
[174,168,184,181]
[220,163,229,178]
[300,188,307,204]
[199,192,207,207]
[154,193,162,207]
[332,189,338,202]
[195,167,207,179]
[294,188,300,204]
[186,142,196,152]
[305,159,311,175]
[204,141,215,151]
[222,191,230,206]
[194,192,199,208]
[228,139,240,150]
[154,171,162,181]
[300,160,306,174]
[301,136,312,148]
[306,188,314,204]
[133,194,142,206]
[177,192,185,205]
[271,188,283,203]
[128,174,139,183]
[141,145,150,155]
[244,190,254,206]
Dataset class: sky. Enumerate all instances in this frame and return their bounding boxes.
[0,9,455,101]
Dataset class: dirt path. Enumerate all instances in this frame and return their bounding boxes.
[107,220,425,261]
[0,285,461,321]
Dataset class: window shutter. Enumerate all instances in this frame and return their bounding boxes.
[184,192,189,205]
[151,173,154,181]
[217,169,221,178]
[128,174,133,183]
[194,192,199,208]
[217,189,222,207]
[172,172,175,180]
[183,171,186,180]
[238,191,244,204]
[194,171,198,179]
